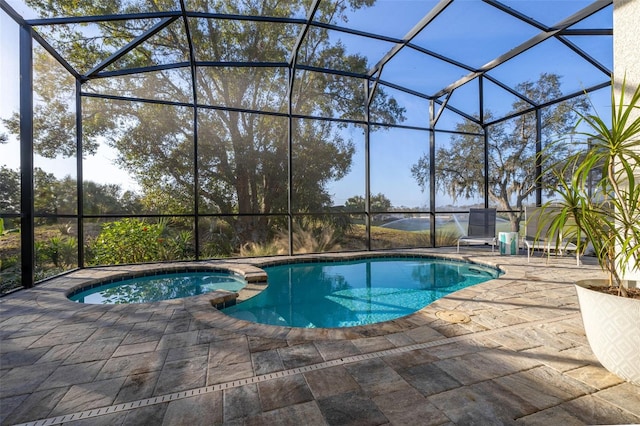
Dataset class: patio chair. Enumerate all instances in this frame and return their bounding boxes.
[522,206,580,265]
[456,208,497,253]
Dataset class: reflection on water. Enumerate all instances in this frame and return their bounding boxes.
[223,257,500,328]
[69,272,246,304]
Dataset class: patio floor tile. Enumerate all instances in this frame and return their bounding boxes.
[257,374,314,412]
[162,392,222,425]
[154,356,208,394]
[428,380,538,424]
[244,401,326,426]
[304,365,361,399]
[317,390,388,426]
[223,383,262,422]
[1,249,638,425]
[250,348,284,375]
[373,385,450,425]
[51,376,127,416]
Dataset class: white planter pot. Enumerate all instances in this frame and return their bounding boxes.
[575,280,640,385]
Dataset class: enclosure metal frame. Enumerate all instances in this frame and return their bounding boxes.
[0,0,613,288]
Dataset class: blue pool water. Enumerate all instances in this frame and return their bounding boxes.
[69,272,246,304]
[222,257,501,328]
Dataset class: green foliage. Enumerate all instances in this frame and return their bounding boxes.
[33,168,61,219]
[200,222,235,258]
[0,166,20,213]
[2,49,103,158]
[0,165,143,220]
[0,268,21,294]
[310,211,354,237]
[90,218,165,265]
[161,230,194,260]
[0,254,18,271]
[36,236,77,269]
[345,193,392,212]
[82,181,144,215]
[541,77,640,290]
[0,218,21,294]
[88,218,195,265]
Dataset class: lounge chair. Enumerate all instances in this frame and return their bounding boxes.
[456,208,497,253]
[522,206,580,265]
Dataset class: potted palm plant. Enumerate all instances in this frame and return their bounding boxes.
[539,77,640,385]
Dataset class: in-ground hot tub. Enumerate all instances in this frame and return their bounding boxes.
[68,270,247,304]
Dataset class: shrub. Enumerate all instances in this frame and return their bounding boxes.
[36,236,77,269]
[89,218,166,265]
[0,255,18,271]
[88,218,197,265]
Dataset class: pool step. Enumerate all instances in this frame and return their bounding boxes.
[209,290,239,309]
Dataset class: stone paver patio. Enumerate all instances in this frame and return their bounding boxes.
[1,248,639,425]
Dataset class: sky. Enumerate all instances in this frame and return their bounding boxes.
[0,0,614,209]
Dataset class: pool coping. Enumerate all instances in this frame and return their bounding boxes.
[35,249,508,341]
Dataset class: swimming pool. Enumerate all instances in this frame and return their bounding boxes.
[222,256,501,328]
[69,271,246,304]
